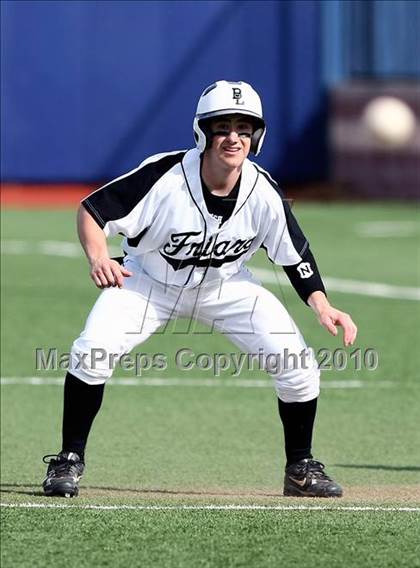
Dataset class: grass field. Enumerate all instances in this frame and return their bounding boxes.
[1,203,420,567]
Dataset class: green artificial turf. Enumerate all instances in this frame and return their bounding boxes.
[1,384,420,491]
[2,508,420,568]
[1,204,419,567]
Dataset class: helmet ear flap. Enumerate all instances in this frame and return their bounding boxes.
[193,117,214,153]
[251,127,264,155]
[199,119,213,149]
[193,117,206,153]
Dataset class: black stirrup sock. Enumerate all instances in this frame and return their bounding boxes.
[61,372,105,462]
[277,397,318,467]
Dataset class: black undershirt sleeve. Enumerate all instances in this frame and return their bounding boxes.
[283,247,326,305]
[255,165,326,305]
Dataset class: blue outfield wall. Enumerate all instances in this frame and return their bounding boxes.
[1,0,325,183]
[321,0,420,84]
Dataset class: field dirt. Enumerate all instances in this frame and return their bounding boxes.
[2,483,420,505]
[83,484,420,504]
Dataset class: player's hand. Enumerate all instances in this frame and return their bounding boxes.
[308,292,357,346]
[316,305,358,346]
[89,257,133,289]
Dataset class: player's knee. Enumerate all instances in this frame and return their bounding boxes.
[275,369,320,402]
[69,337,120,383]
[271,351,320,402]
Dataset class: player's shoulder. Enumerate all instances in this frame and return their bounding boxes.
[247,159,285,201]
[120,149,188,199]
[85,149,188,203]
[137,149,188,171]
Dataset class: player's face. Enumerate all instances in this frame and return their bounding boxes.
[208,116,254,169]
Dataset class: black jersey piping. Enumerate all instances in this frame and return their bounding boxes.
[82,200,106,229]
[180,160,208,287]
[255,165,308,257]
[234,167,259,217]
[201,232,219,284]
[300,240,309,256]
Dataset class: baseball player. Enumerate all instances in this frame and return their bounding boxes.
[42,80,357,498]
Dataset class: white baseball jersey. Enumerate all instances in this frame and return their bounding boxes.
[73,147,323,400]
[82,148,324,300]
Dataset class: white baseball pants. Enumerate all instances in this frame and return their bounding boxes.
[70,259,320,402]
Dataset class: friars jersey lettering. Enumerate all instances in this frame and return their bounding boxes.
[160,231,255,269]
[82,149,325,300]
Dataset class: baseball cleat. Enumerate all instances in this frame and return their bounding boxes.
[283,458,343,498]
[42,451,84,497]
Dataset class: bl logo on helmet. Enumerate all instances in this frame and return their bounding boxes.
[232,88,244,105]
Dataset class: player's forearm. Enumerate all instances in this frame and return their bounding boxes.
[307,290,331,316]
[77,205,109,264]
[282,248,326,305]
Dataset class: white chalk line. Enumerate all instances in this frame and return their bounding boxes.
[1,502,419,513]
[0,377,395,389]
[2,240,419,301]
[253,268,420,301]
[1,240,120,258]
[354,221,420,238]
